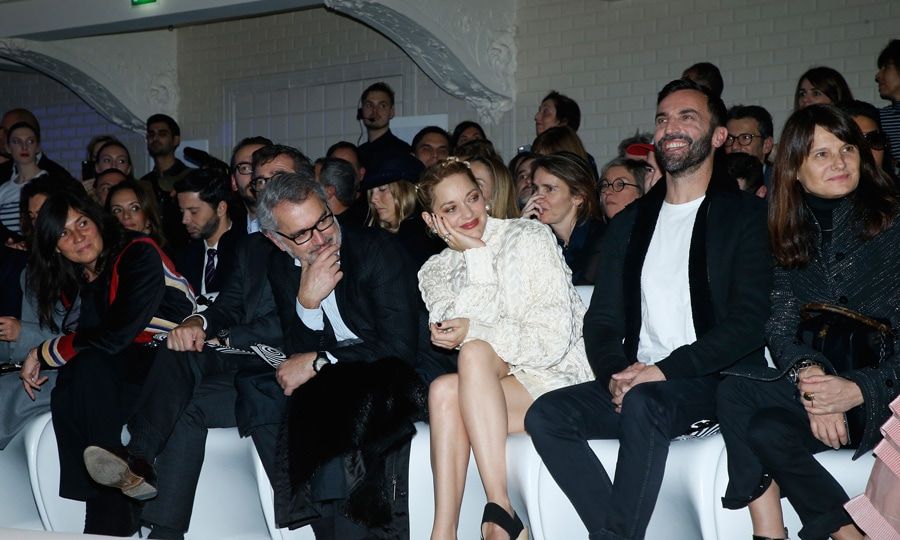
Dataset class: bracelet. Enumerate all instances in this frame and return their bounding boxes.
[789,359,823,384]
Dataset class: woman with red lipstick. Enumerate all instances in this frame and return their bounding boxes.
[18,190,194,536]
[0,122,48,237]
[717,105,900,540]
[417,158,592,540]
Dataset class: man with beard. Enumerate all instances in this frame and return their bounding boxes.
[228,136,272,233]
[174,169,242,308]
[525,78,771,540]
[140,114,192,252]
[356,82,412,172]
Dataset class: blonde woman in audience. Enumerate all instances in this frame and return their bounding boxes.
[467,154,519,219]
[417,158,592,540]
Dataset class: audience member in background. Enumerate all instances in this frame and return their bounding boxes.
[524,152,605,285]
[140,114,191,253]
[0,178,81,449]
[624,142,664,192]
[509,151,537,210]
[724,152,766,198]
[599,157,647,220]
[455,138,502,161]
[1,122,48,239]
[450,120,487,151]
[725,105,775,187]
[364,153,443,268]
[250,144,312,198]
[94,140,134,179]
[357,82,412,171]
[535,90,581,136]
[413,126,451,168]
[228,136,273,234]
[682,61,724,98]
[467,153,519,219]
[0,108,72,182]
[532,125,590,161]
[81,135,118,193]
[174,169,242,310]
[417,158,592,540]
[106,180,167,249]
[94,168,129,207]
[325,141,369,225]
[318,157,366,227]
[876,40,900,172]
[794,66,854,110]
[617,131,653,158]
[717,104,898,540]
[19,190,193,537]
[840,100,896,181]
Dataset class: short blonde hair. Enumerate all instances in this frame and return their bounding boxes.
[367,180,417,232]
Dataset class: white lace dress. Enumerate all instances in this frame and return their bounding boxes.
[418,217,593,398]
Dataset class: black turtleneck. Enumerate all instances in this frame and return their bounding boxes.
[803,191,844,245]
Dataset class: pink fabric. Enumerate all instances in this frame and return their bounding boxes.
[846,396,900,539]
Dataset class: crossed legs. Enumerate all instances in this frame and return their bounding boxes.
[428,339,532,540]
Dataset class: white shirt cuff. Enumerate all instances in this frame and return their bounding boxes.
[296,299,325,331]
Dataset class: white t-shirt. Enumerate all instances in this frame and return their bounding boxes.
[637,196,705,365]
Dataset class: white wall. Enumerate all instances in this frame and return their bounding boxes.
[515,0,899,165]
[0,71,147,178]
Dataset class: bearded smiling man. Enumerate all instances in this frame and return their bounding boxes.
[174,169,243,308]
[525,78,771,540]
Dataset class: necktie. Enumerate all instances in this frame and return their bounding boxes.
[204,248,218,292]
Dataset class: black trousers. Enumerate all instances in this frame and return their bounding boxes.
[139,368,238,535]
[717,376,857,540]
[525,376,719,540]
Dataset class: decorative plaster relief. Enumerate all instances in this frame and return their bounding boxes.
[325,0,516,124]
[0,32,177,133]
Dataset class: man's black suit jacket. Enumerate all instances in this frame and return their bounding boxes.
[584,168,772,385]
[175,225,245,298]
[201,232,281,349]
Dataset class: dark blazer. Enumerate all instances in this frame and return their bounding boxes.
[562,217,606,286]
[584,169,772,385]
[269,224,419,365]
[729,198,900,456]
[201,232,281,349]
[174,224,245,297]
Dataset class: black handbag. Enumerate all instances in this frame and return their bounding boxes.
[797,302,894,372]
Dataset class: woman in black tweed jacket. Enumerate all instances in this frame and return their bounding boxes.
[717,105,900,540]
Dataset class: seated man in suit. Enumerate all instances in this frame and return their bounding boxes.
[244,171,425,539]
[174,169,243,309]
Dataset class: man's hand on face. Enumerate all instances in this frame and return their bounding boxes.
[297,244,343,309]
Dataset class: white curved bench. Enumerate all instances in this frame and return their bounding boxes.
[0,415,43,531]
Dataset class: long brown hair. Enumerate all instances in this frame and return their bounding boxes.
[769,104,898,268]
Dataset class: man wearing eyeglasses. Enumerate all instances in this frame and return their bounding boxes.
[229,136,272,234]
[248,171,423,539]
[724,105,775,192]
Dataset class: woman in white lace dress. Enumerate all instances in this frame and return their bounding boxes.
[417,158,593,540]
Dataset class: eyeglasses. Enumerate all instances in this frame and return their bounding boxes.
[599,178,641,193]
[234,162,253,175]
[251,175,273,192]
[863,131,886,151]
[724,133,762,147]
[273,211,335,245]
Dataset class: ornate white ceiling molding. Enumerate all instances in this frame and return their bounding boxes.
[325,0,516,124]
[0,32,177,133]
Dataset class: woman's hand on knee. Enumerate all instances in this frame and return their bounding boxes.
[807,412,848,449]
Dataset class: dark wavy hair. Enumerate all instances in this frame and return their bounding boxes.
[28,190,126,331]
[769,105,898,268]
[18,176,85,244]
[106,179,166,248]
[793,67,854,111]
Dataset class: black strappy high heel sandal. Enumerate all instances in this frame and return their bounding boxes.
[481,502,528,540]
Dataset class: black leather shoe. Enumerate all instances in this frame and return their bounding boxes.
[83,445,158,501]
[481,501,527,540]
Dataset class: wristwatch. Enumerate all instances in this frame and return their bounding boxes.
[312,351,330,374]
[216,328,230,347]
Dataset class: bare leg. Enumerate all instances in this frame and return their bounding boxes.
[831,523,864,540]
[457,340,533,540]
[429,374,471,540]
[748,481,786,538]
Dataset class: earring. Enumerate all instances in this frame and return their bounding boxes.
[485,203,492,212]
